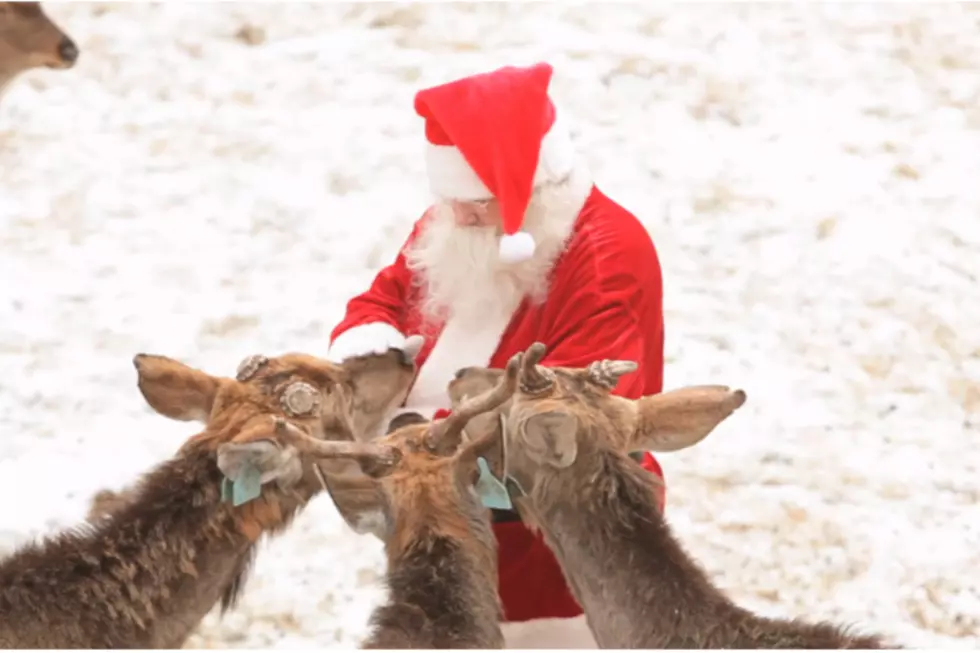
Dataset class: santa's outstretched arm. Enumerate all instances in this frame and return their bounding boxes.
[327,218,424,363]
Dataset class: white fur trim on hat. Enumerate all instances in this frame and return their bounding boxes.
[424,140,493,200]
[327,321,406,364]
[425,113,577,201]
[534,115,576,186]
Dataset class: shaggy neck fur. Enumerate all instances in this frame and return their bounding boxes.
[0,445,305,648]
[521,446,888,649]
[405,163,593,328]
[363,486,502,649]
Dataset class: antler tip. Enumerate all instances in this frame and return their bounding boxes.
[528,342,546,359]
[612,360,639,374]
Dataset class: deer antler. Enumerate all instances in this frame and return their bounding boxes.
[273,417,401,467]
[586,359,638,390]
[236,354,269,381]
[281,381,321,416]
[518,342,552,395]
[426,351,523,453]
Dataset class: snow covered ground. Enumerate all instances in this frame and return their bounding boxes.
[1,1,978,648]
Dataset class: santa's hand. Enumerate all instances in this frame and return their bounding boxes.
[328,322,422,364]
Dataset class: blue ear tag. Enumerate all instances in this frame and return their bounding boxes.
[475,456,513,511]
[220,462,264,507]
[220,477,235,502]
[232,463,263,507]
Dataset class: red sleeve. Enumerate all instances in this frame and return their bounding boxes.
[329,215,426,343]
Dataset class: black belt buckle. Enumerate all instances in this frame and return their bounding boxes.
[490,508,521,524]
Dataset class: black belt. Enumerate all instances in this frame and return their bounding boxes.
[490,508,521,524]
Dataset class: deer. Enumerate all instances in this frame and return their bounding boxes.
[0,2,78,98]
[84,338,424,524]
[448,343,894,649]
[265,351,529,649]
[0,340,422,648]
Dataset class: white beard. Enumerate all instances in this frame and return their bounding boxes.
[405,165,593,328]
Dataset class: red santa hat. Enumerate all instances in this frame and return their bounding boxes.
[413,62,577,263]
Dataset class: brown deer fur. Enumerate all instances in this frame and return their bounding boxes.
[275,354,524,649]
[450,343,893,649]
[86,487,136,522]
[0,2,77,97]
[0,345,419,648]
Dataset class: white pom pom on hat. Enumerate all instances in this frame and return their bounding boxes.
[414,62,577,264]
[498,231,537,264]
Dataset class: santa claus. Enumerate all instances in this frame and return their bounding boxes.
[327,62,666,648]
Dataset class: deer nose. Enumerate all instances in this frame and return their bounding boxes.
[57,37,79,65]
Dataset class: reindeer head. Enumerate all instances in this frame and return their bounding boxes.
[453,343,746,496]
[132,340,423,504]
[327,336,425,440]
[0,2,78,83]
[275,353,522,551]
[445,364,513,463]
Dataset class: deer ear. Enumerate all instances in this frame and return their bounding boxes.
[216,440,304,492]
[518,410,579,469]
[321,469,387,539]
[632,386,746,452]
[134,354,223,422]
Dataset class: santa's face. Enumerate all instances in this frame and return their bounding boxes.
[451,198,501,228]
[405,167,593,327]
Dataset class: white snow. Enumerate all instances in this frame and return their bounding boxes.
[1,1,978,648]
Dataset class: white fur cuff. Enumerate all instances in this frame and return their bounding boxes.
[327,322,406,364]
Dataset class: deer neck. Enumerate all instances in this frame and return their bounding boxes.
[372,515,502,648]
[0,447,279,648]
[522,449,889,648]
[521,447,740,648]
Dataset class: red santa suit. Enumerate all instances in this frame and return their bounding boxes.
[327,62,666,648]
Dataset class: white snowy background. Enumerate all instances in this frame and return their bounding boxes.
[1,1,978,648]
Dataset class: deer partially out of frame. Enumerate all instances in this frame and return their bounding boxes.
[0,343,420,648]
[450,343,892,649]
[0,2,78,97]
[269,352,527,649]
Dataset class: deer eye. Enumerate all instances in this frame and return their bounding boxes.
[281,381,321,416]
[236,354,269,381]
